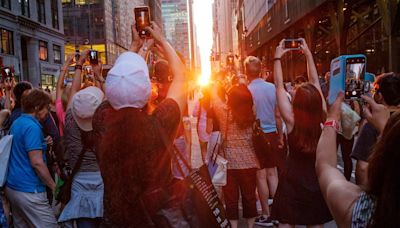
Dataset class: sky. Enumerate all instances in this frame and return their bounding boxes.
[192,0,214,85]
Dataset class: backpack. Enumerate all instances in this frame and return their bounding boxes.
[0,135,13,187]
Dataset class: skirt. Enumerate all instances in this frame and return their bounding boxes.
[58,171,104,222]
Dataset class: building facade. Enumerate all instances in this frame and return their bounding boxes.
[240,0,400,79]
[62,0,159,66]
[212,0,234,68]
[0,0,65,89]
[161,0,190,67]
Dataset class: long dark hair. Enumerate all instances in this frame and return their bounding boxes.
[292,83,325,153]
[227,84,255,129]
[367,111,400,227]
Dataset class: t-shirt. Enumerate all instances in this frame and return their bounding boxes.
[92,98,180,227]
[6,114,47,193]
[248,78,277,133]
[64,109,99,172]
[55,99,66,136]
[351,122,379,161]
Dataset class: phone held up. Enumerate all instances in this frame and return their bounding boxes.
[89,50,99,65]
[284,38,303,50]
[327,54,372,105]
[134,6,151,39]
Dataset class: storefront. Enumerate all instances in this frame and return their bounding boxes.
[40,63,60,91]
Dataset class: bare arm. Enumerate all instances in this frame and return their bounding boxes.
[316,93,361,227]
[4,79,15,111]
[57,54,74,100]
[29,150,56,192]
[146,22,186,117]
[68,50,90,108]
[274,40,294,132]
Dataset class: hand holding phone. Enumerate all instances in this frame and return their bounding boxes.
[284,39,303,50]
[134,6,151,39]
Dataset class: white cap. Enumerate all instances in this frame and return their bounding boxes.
[105,52,151,110]
[71,86,104,131]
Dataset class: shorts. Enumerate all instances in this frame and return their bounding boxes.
[254,132,287,169]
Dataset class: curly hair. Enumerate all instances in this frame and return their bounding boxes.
[21,89,51,113]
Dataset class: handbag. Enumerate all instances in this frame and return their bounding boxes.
[0,135,13,187]
[147,117,231,228]
[55,132,88,205]
[207,131,228,187]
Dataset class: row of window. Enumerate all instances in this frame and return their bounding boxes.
[0,0,59,30]
[0,28,61,64]
[39,40,62,64]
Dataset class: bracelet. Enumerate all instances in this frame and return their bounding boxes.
[273,58,281,62]
[75,65,82,70]
[323,120,340,132]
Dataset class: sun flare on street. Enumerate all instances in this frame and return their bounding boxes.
[193,0,214,86]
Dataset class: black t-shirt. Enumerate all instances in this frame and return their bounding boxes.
[351,122,379,161]
[92,98,181,227]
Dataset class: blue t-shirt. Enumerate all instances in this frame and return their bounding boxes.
[6,114,47,193]
[248,78,277,133]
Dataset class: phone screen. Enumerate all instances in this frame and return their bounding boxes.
[284,39,302,50]
[134,7,151,38]
[89,50,98,64]
[345,57,366,99]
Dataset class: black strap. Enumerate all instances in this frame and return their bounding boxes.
[151,117,191,178]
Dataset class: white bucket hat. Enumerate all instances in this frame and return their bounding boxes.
[71,86,104,131]
[105,52,151,110]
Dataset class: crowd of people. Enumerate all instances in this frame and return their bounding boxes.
[0,20,400,228]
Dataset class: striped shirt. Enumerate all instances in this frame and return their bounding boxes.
[352,192,376,228]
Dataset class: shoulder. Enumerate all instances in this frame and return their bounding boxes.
[153,98,180,122]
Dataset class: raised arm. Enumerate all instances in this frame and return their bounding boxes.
[274,40,294,132]
[4,78,15,111]
[146,22,186,117]
[68,50,90,108]
[300,38,327,112]
[316,93,361,227]
[56,54,74,100]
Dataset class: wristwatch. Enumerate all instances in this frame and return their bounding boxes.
[324,120,340,132]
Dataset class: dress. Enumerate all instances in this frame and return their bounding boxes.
[271,130,332,225]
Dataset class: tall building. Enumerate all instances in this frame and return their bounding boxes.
[161,0,190,67]
[212,0,234,67]
[242,0,400,77]
[0,0,65,89]
[62,0,160,65]
[145,0,162,29]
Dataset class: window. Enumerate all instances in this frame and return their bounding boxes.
[51,0,59,29]
[61,0,72,5]
[1,0,11,9]
[37,0,45,24]
[39,40,48,61]
[20,0,30,17]
[53,45,61,64]
[0,28,13,55]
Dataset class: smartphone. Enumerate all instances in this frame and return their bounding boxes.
[284,39,302,50]
[134,6,151,38]
[344,57,366,99]
[74,52,80,63]
[328,54,367,104]
[89,50,99,65]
